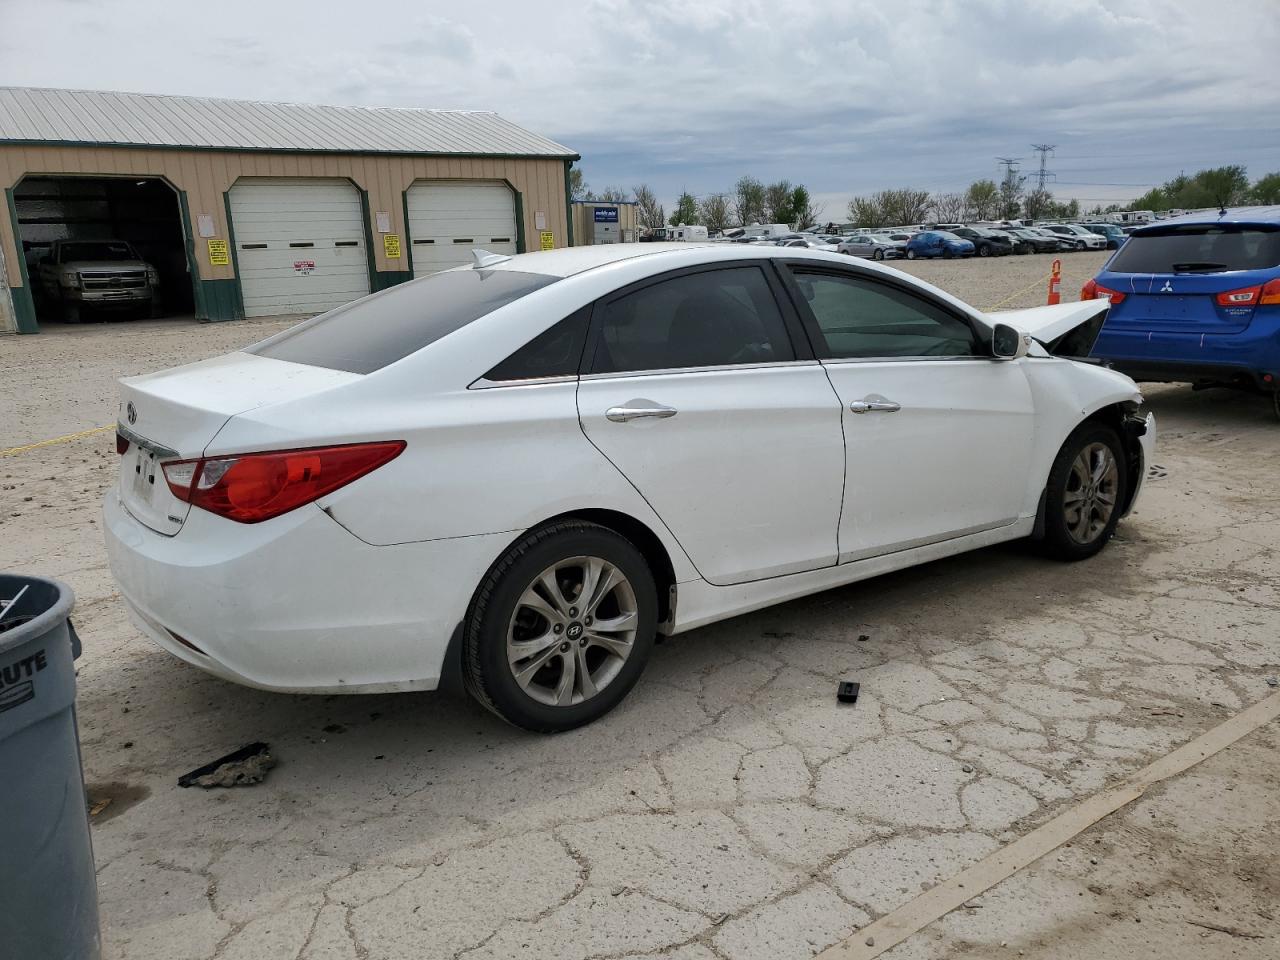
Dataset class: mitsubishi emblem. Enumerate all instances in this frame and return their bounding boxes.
[1159,280,1173,293]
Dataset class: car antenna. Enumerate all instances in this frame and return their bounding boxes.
[472,249,512,269]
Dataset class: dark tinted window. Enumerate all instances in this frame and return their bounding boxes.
[60,241,136,261]
[247,269,559,374]
[792,271,977,359]
[484,306,589,381]
[1107,224,1280,274]
[591,267,795,373]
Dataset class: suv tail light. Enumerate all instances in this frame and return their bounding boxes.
[1260,278,1280,305]
[1080,279,1126,304]
[162,441,405,524]
[1214,285,1261,306]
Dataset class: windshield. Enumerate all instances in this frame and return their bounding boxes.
[868,235,894,243]
[1066,225,1094,236]
[59,241,137,261]
[247,268,560,374]
[1106,224,1280,274]
[934,231,962,240]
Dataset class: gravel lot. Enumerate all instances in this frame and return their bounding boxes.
[1,249,1277,960]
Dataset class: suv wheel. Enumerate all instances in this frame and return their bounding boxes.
[463,520,657,732]
[978,244,991,257]
[906,249,917,260]
[1038,423,1128,561]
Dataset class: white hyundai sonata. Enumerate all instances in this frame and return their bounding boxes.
[105,243,1154,731]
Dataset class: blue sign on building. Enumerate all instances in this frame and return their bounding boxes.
[593,207,619,223]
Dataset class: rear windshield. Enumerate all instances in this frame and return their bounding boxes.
[246,268,559,374]
[1107,224,1280,274]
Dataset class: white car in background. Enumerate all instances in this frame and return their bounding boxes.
[837,233,907,260]
[1043,224,1108,251]
[105,244,1154,731]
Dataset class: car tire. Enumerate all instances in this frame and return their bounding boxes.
[906,249,917,260]
[1038,422,1128,562]
[61,300,81,323]
[873,249,884,261]
[978,244,990,257]
[462,520,658,732]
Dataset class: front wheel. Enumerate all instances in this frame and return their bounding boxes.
[978,244,990,257]
[462,520,657,732]
[1038,423,1128,561]
[873,249,885,260]
[906,249,917,260]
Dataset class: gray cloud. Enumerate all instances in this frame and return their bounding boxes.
[1,0,1277,214]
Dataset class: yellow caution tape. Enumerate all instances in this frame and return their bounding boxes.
[0,424,115,458]
[984,272,1054,312]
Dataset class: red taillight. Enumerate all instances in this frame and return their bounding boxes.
[1214,285,1261,307]
[1259,278,1280,305]
[1081,279,1125,304]
[116,432,130,455]
[162,441,405,524]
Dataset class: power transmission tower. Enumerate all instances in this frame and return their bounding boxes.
[996,157,1022,179]
[1030,144,1056,191]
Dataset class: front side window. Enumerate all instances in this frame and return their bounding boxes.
[590,266,795,374]
[791,271,978,359]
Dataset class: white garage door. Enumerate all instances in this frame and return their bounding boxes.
[228,178,370,318]
[407,181,517,277]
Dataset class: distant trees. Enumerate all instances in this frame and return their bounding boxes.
[790,185,820,230]
[669,191,700,225]
[733,176,767,226]
[1129,165,1252,212]
[568,166,588,201]
[632,184,666,229]
[1252,172,1280,205]
[998,168,1026,220]
[931,192,967,223]
[699,193,732,234]
[846,188,932,228]
[965,180,1001,221]
[764,180,795,224]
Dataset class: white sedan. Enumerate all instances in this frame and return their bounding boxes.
[105,244,1155,731]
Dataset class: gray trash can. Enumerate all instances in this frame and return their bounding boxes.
[0,574,101,960]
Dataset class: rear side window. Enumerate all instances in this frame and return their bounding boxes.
[1107,224,1280,273]
[484,306,590,381]
[591,266,795,374]
[247,269,559,374]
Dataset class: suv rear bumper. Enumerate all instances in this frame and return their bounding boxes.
[1094,314,1280,392]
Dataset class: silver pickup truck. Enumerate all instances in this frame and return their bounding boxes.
[37,239,161,321]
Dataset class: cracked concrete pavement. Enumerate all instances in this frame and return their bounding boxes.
[1,253,1278,959]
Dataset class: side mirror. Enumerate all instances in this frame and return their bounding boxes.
[991,323,1030,360]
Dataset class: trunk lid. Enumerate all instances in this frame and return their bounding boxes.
[1097,272,1262,334]
[116,353,363,535]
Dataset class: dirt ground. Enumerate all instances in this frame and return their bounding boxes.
[1,249,1278,960]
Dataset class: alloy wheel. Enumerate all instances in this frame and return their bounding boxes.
[506,556,638,707]
[1063,442,1119,544]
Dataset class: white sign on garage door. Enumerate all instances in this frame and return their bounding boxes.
[228,178,370,318]
[407,181,517,278]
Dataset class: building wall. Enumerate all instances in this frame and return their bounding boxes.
[0,144,571,331]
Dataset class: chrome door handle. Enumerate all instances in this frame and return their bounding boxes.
[606,403,678,423]
[849,397,901,414]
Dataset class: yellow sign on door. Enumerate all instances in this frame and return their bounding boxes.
[539,230,555,251]
[207,238,230,266]
[383,234,401,259]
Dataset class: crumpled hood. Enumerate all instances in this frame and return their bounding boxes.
[989,299,1110,348]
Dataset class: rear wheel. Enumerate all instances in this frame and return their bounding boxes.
[462,521,657,732]
[906,249,917,260]
[978,244,991,257]
[1038,423,1128,561]
[873,249,885,261]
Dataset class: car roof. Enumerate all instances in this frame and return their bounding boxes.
[1131,205,1280,232]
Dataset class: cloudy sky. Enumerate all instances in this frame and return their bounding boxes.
[3,0,1278,218]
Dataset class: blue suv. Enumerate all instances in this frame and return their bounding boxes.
[905,231,975,260]
[1085,207,1280,418]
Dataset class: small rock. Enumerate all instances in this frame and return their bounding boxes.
[962,764,974,774]
[1090,858,1099,865]
[857,634,870,642]
[865,936,875,947]
[1266,677,1278,688]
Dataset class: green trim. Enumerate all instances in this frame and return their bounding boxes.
[175,189,206,321]
[371,270,413,291]
[507,180,527,253]
[399,190,415,276]
[220,191,246,321]
[563,161,574,248]
[4,186,38,333]
[0,139,579,161]
[197,279,243,321]
[357,188,378,293]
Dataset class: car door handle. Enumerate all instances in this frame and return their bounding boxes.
[606,403,678,423]
[849,397,901,414]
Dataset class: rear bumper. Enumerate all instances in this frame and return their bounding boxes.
[1094,313,1280,392]
[103,490,511,694]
